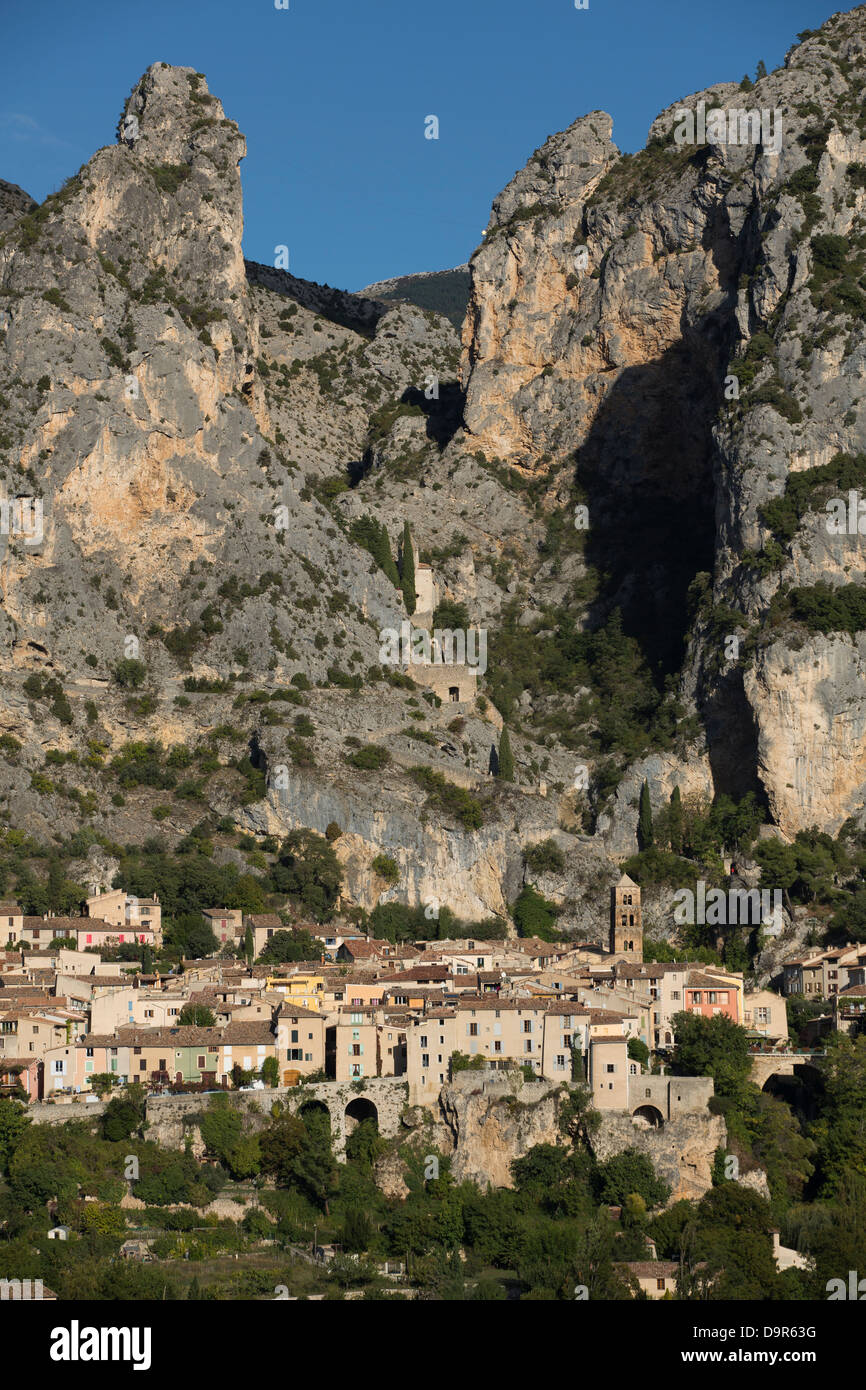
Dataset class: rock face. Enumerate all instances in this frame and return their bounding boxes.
[2,12,866,925]
[591,1111,726,1203]
[436,1073,723,1199]
[437,1074,564,1188]
[461,11,866,839]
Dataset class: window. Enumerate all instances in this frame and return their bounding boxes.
[555,1054,566,1069]
[291,1030,298,1044]
[656,1278,666,1291]
[468,1023,478,1037]
[197,1056,205,1068]
[605,1063,615,1074]
[422,1054,429,1068]
[523,1020,532,1033]
[420,1036,427,1047]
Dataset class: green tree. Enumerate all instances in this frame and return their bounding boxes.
[113,658,147,689]
[270,830,342,923]
[594,1149,671,1208]
[259,928,322,963]
[341,1206,372,1253]
[89,1072,121,1099]
[0,1099,30,1174]
[178,1004,216,1026]
[671,1011,752,1099]
[167,914,218,960]
[261,1056,280,1088]
[511,884,560,941]
[497,726,514,782]
[810,1034,866,1193]
[511,1144,570,1194]
[200,1097,242,1163]
[242,1206,271,1240]
[243,923,254,964]
[638,779,654,850]
[260,1109,337,1214]
[399,520,416,615]
[627,1038,649,1068]
[379,524,400,587]
[669,785,684,854]
[755,58,767,80]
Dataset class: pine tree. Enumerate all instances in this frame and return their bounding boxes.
[497,727,514,782]
[400,520,417,615]
[755,59,767,80]
[187,1275,201,1300]
[669,785,683,854]
[638,779,654,850]
[739,73,753,90]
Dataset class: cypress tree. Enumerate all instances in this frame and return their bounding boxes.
[497,727,514,782]
[755,59,767,80]
[400,520,417,615]
[243,924,254,965]
[377,522,400,588]
[638,779,654,850]
[669,785,684,855]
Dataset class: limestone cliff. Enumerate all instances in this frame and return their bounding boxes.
[436,1074,723,1200]
[461,11,866,841]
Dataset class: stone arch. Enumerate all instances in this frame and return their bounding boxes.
[345,1096,378,1134]
[632,1104,664,1128]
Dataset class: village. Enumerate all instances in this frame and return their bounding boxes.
[0,873,855,1116]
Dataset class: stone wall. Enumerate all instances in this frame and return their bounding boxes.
[27,1079,411,1161]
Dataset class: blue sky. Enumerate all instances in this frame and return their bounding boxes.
[0,0,849,291]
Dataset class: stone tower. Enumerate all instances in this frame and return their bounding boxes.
[610,872,642,963]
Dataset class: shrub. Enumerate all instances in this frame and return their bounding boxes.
[409,766,483,830]
[511,884,561,940]
[523,839,566,875]
[371,854,399,884]
[346,745,390,770]
[113,658,146,689]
